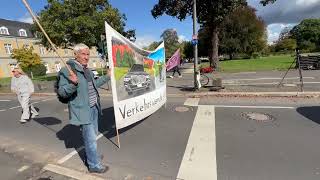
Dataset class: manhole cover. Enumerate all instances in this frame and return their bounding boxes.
[241,112,274,122]
[175,106,190,112]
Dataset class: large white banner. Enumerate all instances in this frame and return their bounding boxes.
[105,22,166,129]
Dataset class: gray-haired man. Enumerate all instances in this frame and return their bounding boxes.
[57,43,110,173]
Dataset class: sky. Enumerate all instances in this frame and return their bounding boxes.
[1,0,319,46]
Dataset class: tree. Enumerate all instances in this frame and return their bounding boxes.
[290,19,320,52]
[146,41,162,51]
[219,6,266,59]
[181,41,193,60]
[152,0,247,68]
[161,29,180,58]
[152,0,277,68]
[34,0,135,48]
[274,38,297,52]
[11,47,46,76]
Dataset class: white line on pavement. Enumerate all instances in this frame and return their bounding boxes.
[44,164,105,180]
[0,100,11,102]
[9,106,21,110]
[177,105,217,180]
[1,98,55,112]
[224,77,314,82]
[18,165,29,172]
[224,81,320,86]
[57,133,105,164]
[214,105,295,109]
[184,98,200,107]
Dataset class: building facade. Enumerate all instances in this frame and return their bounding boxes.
[0,18,105,78]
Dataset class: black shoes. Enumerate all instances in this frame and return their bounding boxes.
[88,165,109,174]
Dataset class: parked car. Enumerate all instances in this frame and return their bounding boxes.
[123,64,151,95]
[91,69,99,79]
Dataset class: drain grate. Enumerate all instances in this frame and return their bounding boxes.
[241,112,275,122]
[175,106,190,112]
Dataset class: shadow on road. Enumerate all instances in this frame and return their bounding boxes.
[296,106,320,124]
[99,107,146,147]
[56,124,87,166]
[33,117,62,126]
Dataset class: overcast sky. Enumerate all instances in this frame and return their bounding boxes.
[248,0,320,44]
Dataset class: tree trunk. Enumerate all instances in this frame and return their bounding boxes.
[211,26,219,69]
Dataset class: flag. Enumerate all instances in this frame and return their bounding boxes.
[166,49,180,71]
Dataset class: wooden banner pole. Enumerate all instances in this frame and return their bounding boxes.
[116,127,121,148]
[21,0,73,74]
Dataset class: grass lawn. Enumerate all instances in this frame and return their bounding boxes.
[201,55,295,73]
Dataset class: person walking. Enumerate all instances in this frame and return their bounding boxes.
[170,63,182,78]
[11,66,38,123]
[57,43,110,173]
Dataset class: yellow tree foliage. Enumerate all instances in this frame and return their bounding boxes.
[11,46,42,69]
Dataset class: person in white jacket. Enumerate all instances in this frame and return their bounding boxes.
[11,67,38,123]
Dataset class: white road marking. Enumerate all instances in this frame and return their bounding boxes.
[18,165,29,172]
[177,105,217,180]
[184,98,200,107]
[0,100,11,102]
[57,133,105,164]
[224,77,314,82]
[9,106,21,110]
[214,105,295,109]
[44,164,106,180]
[0,98,54,112]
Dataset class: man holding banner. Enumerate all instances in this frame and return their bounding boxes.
[166,49,182,78]
[57,43,110,174]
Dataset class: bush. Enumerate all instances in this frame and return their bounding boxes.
[252,52,260,59]
[22,64,47,77]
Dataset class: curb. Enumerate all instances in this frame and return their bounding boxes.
[1,91,320,98]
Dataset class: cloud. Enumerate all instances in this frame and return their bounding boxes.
[17,13,33,24]
[135,35,159,48]
[266,23,296,44]
[247,0,319,43]
[248,0,320,25]
[178,35,188,43]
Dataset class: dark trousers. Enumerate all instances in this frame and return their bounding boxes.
[172,66,181,76]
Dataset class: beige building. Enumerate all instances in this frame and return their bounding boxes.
[0,18,105,78]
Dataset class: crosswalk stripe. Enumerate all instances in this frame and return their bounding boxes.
[184,98,200,107]
[44,164,106,180]
[177,105,217,180]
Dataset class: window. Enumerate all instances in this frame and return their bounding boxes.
[44,63,50,74]
[0,26,9,35]
[4,44,13,54]
[64,49,68,55]
[23,44,30,49]
[55,63,61,72]
[19,29,27,37]
[39,46,45,55]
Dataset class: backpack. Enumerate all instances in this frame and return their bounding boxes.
[54,67,76,104]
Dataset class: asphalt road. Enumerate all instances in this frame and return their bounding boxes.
[1,95,320,179]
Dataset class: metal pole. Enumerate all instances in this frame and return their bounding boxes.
[193,0,199,90]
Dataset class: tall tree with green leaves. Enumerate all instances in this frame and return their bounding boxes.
[34,0,135,48]
[161,29,180,59]
[151,0,277,68]
[219,6,267,59]
[290,19,320,52]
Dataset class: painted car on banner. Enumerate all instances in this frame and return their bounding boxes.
[123,64,151,95]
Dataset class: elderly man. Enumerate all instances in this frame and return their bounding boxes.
[57,43,110,173]
[11,66,39,123]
